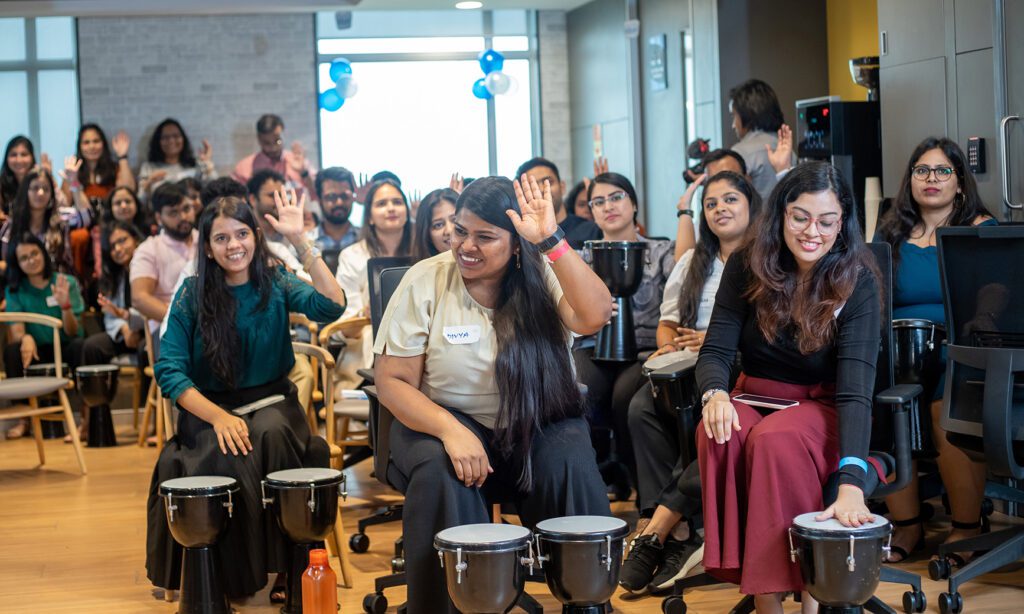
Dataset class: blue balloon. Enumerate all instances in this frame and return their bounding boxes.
[329,59,353,83]
[472,78,493,100]
[319,89,344,112]
[478,49,505,75]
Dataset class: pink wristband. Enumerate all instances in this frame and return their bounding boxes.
[543,240,571,264]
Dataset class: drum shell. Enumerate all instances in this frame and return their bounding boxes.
[159,488,236,549]
[436,544,530,614]
[536,529,626,606]
[263,476,343,543]
[75,366,120,407]
[892,320,946,387]
[791,526,890,607]
[586,241,647,297]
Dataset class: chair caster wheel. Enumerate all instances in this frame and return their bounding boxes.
[938,592,963,614]
[661,595,687,614]
[929,557,951,580]
[391,556,405,573]
[363,592,388,614]
[981,497,994,517]
[350,532,370,553]
[902,589,926,613]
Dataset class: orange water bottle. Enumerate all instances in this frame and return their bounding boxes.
[302,548,338,613]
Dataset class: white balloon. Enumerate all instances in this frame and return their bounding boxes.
[504,75,519,96]
[335,75,359,99]
[484,71,511,96]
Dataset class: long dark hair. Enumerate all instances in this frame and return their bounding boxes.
[76,124,118,190]
[677,171,761,327]
[99,220,145,299]
[193,197,276,389]
[8,167,67,270]
[102,185,153,235]
[1,136,35,209]
[359,178,412,258]
[411,187,458,261]
[147,118,198,167]
[456,176,584,491]
[875,137,992,266]
[746,162,879,354]
[586,171,640,224]
[6,233,54,292]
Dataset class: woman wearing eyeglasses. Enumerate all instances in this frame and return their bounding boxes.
[696,162,882,613]
[138,118,216,200]
[875,138,994,569]
[572,171,678,499]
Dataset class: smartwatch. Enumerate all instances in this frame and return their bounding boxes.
[533,226,566,252]
[677,209,694,218]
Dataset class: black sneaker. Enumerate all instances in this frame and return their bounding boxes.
[649,535,704,593]
[619,533,664,592]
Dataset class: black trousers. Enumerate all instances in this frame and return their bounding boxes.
[3,338,84,379]
[389,410,611,614]
[628,382,700,519]
[572,348,645,475]
[80,331,129,365]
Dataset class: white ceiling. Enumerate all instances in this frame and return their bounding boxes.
[0,0,593,18]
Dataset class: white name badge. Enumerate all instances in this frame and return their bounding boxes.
[46,296,59,307]
[443,325,481,345]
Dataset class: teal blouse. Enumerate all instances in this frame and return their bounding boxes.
[155,268,345,402]
[4,273,85,346]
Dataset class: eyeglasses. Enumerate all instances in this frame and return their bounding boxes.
[259,138,284,147]
[911,165,955,182]
[588,191,628,209]
[16,250,42,264]
[785,209,842,237]
[321,192,353,204]
[110,235,134,248]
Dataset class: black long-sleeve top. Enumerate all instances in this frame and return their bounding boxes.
[696,254,881,490]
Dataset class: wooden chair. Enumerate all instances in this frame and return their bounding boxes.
[0,313,86,474]
[317,317,372,447]
[293,341,354,589]
[136,324,173,451]
[289,313,322,417]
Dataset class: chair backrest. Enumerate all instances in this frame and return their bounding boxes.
[366,256,412,337]
[0,312,63,378]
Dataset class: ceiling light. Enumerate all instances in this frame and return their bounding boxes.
[455,1,483,9]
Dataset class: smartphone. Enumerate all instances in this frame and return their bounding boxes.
[731,393,799,410]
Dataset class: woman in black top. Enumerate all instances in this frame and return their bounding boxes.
[696,162,882,613]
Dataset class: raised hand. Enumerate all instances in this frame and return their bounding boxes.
[198,139,213,164]
[450,173,464,193]
[766,124,793,173]
[509,174,558,245]
[593,156,609,176]
[679,173,706,212]
[288,141,307,174]
[112,131,131,158]
[355,172,371,204]
[267,188,306,240]
[40,153,53,174]
[61,156,82,185]
[97,293,129,320]
[51,274,71,308]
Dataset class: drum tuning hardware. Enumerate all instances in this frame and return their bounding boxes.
[338,475,348,501]
[454,547,468,584]
[787,528,797,563]
[927,325,936,351]
[533,535,548,569]
[846,535,856,572]
[307,484,317,513]
[165,496,178,523]
[260,481,273,508]
[521,540,536,574]
[601,535,613,571]
[437,551,445,568]
[223,489,234,518]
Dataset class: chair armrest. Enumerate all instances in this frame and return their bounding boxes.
[869,384,922,497]
[357,368,375,385]
[318,316,372,345]
[875,384,923,405]
[291,341,336,369]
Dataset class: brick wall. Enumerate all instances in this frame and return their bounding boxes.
[537,10,573,183]
[77,14,319,176]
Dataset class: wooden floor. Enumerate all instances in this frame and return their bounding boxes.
[2,424,1023,613]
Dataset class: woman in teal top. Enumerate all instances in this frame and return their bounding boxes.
[146,191,346,601]
[875,137,994,570]
[3,233,85,439]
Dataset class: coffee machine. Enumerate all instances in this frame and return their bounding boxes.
[795,57,882,233]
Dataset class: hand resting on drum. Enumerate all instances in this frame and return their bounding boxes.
[702,391,741,444]
[674,327,705,351]
[816,484,874,528]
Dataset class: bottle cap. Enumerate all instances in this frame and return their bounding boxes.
[308,549,329,566]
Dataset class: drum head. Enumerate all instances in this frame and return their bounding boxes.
[159,475,237,496]
[535,515,629,542]
[792,512,890,538]
[26,363,67,375]
[643,350,698,374]
[434,523,532,552]
[76,364,120,375]
[265,467,343,486]
[892,319,944,331]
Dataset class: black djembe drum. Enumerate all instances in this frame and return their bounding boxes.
[586,241,648,362]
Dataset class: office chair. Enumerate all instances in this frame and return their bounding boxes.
[927,225,1024,614]
[661,243,927,614]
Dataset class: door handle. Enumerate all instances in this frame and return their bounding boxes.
[879,30,888,57]
[1000,115,1023,210]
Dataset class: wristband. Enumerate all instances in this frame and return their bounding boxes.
[838,457,869,473]
[677,209,694,218]
[701,388,727,406]
[543,239,571,264]
[60,303,71,310]
[117,155,128,162]
[534,225,566,252]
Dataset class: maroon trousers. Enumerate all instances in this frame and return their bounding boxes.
[696,374,840,595]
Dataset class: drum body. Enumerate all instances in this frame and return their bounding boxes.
[535,516,629,607]
[643,351,701,464]
[26,362,69,378]
[159,476,238,548]
[75,364,120,407]
[789,512,891,607]
[587,241,649,362]
[892,319,946,387]
[434,524,533,614]
[262,468,346,543]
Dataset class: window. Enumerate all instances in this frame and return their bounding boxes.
[315,10,537,200]
[0,17,80,163]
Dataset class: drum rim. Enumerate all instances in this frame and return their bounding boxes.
[534,515,629,541]
[75,364,121,373]
[892,318,946,331]
[434,524,532,552]
[791,512,890,538]
[584,240,649,249]
[264,467,344,487]
[159,475,239,496]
